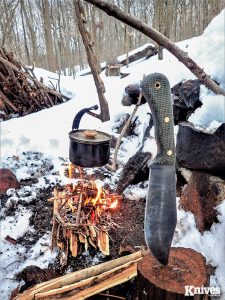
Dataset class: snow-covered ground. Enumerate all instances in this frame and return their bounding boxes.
[0,9,225,300]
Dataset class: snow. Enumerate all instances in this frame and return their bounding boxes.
[188,86,225,130]
[173,201,225,296]
[1,9,225,299]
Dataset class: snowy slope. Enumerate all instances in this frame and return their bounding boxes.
[0,9,225,300]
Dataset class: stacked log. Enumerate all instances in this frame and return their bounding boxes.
[177,121,225,234]
[0,48,67,120]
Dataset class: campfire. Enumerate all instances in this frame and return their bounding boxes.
[50,164,122,265]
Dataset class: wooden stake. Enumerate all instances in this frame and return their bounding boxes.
[108,92,143,171]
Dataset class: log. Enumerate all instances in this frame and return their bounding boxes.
[80,45,157,77]
[176,122,225,178]
[63,263,137,299]
[84,0,225,96]
[119,45,157,65]
[116,151,151,194]
[15,251,145,300]
[180,171,225,232]
[137,248,209,299]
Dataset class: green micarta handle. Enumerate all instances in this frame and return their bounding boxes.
[141,73,175,165]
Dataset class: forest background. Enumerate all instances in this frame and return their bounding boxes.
[1,0,225,76]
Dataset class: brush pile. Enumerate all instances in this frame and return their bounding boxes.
[0,48,66,120]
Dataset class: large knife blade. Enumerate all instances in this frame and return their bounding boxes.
[141,73,177,265]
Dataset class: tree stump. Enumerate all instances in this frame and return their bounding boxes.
[105,64,122,76]
[137,248,208,299]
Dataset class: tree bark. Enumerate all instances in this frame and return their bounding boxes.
[74,0,110,122]
[41,0,56,72]
[84,0,225,96]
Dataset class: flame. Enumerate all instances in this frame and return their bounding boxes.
[68,163,74,179]
[59,176,121,222]
[110,199,118,209]
[92,185,102,206]
[68,198,76,213]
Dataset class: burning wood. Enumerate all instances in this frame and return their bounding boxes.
[50,180,122,263]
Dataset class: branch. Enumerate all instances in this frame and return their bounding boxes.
[107,92,143,172]
[74,0,110,122]
[84,0,225,96]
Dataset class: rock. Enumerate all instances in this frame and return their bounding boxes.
[122,95,133,106]
[179,79,202,108]
[171,79,202,124]
[173,100,190,125]
[116,151,151,194]
[176,122,225,178]
[0,168,20,194]
[122,83,146,106]
[16,265,57,291]
[180,171,225,232]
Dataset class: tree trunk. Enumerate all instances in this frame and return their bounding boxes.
[20,0,31,65]
[41,0,56,72]
[84,0,225,96]
[137,248,209,299]
[21,0,38,64]
[74,0,110,122]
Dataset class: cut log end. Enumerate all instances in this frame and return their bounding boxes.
[137,247,208,299]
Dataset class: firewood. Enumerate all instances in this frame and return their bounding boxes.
[4,235,17,245]
[97,229,110,256]
[69,231,78,257]
[15,251,145,300]
[98,294,125,300]
[51,183,122,258]
[24,260,138,299]
[89,225,97,239]
[0,49,68,120]
[0,89,18,112]
[63,263,137,299]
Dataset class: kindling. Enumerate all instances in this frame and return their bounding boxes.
[184,286,221,296]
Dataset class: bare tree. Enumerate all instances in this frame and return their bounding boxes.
[41,0,56,71]
[84,0,225,96]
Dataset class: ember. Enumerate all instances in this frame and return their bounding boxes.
[50,173,122,265]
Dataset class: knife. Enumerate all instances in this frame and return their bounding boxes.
[141,73,177,265]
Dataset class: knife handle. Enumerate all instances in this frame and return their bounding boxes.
[141,73,175,165]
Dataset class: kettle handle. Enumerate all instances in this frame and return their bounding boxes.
[72,105,99,130]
